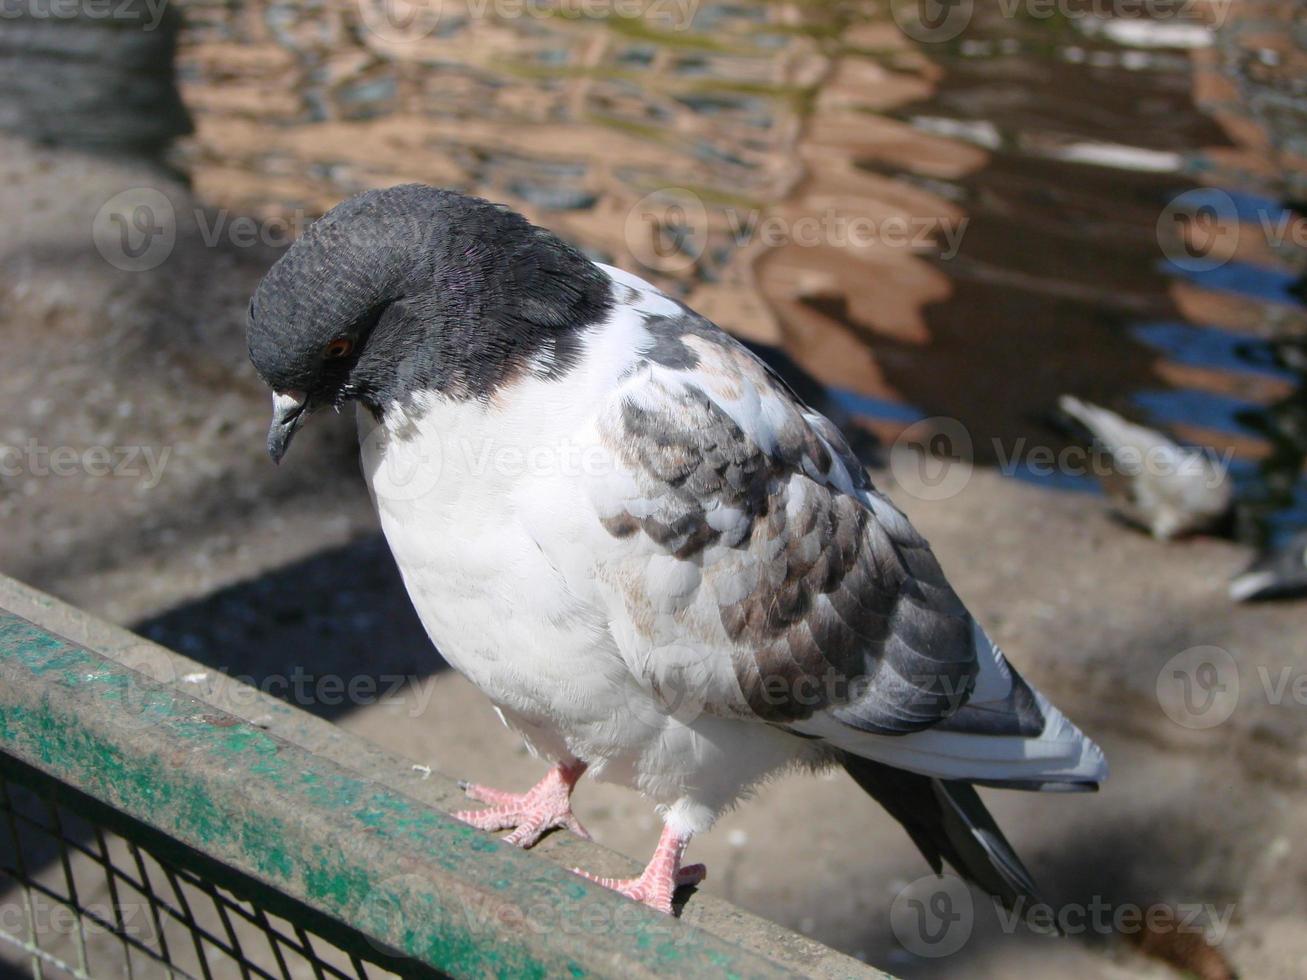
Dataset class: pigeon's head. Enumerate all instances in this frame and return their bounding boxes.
[247,184,610,462]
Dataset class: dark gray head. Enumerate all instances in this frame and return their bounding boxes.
[247,184,612,462]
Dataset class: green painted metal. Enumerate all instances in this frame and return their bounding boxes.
[0,607,812,980]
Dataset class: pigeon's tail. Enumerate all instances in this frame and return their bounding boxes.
[842,755,1043,912]
[1229,531,1307,601]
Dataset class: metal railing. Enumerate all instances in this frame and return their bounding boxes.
[0,575,884,979]
[0,763,392,979]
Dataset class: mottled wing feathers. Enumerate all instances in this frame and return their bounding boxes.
[593,303,978,733]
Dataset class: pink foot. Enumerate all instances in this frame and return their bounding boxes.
[574,824,705,914]
[454,761,590,848]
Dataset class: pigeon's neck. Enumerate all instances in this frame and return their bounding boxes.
[359,233,615,412]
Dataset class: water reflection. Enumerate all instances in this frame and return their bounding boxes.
[172,0,1307,543]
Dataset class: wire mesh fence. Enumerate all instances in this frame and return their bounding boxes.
[0,759,417,980]
[0,582,860,980]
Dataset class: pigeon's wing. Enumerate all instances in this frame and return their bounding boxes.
[575,298,1103,789]
[585,302,978,735]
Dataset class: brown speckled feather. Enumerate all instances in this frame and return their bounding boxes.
[595,306,978,733]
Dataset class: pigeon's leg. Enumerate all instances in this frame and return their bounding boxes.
[573,824,706,915]
[454,760,590,848]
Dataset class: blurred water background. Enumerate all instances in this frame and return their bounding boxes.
[159,0,1307,544]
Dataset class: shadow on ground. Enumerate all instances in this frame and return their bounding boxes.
[132,535,446,722]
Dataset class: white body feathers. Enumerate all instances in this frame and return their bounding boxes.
[360,266,1106,836]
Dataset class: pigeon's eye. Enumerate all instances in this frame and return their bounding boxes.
[323,337,353,360]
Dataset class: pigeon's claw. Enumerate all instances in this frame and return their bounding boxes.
[453,761,588,849]
[458,782,527,807]
[573,825,703,915]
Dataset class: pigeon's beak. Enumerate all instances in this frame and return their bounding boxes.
[267,389,308,464]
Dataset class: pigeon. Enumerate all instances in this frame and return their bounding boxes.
[1057,395,1232,541]
[737,339,883,469]
[247,185,1107,915]
[1229,529,1307,601]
